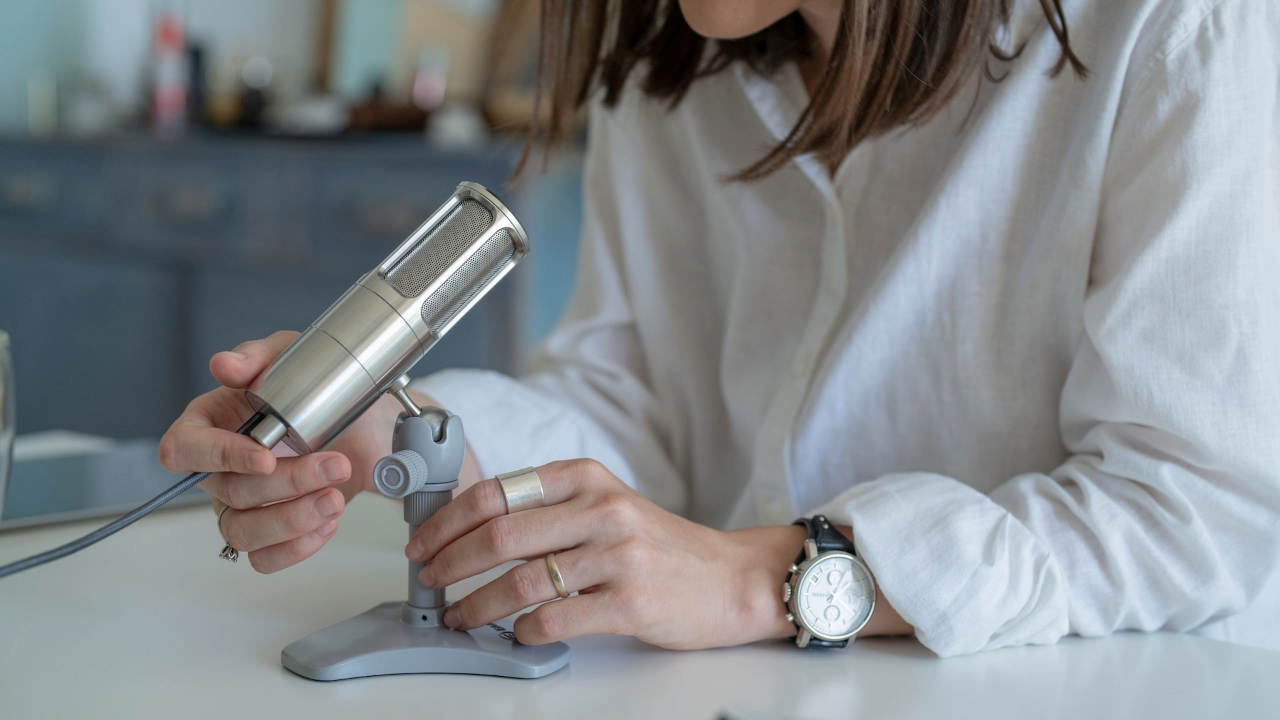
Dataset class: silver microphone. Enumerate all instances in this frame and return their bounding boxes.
[244,182,528,454]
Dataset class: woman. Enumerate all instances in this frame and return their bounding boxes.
[160,0,1280,656]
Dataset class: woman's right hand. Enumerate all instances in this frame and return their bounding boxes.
[159,331,400,574]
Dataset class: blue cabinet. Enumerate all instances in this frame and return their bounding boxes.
[0,137,523,439]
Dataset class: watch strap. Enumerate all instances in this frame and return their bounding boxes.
[805,637,848,649]
[793,515,856,559]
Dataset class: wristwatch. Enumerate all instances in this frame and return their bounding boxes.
[783,515,876,648]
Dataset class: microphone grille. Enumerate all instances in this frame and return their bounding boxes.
[421,228,516,334]
[385,199,494,298]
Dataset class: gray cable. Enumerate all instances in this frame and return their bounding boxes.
[0,412,266,580]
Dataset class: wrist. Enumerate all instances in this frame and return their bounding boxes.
[725,524,808,643]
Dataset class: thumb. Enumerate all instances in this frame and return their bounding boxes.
[209,330,301,390]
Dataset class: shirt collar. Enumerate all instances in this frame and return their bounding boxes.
[732,59,835,195]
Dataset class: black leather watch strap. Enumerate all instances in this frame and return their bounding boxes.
[789,515,857,649]
[793,515,856,558]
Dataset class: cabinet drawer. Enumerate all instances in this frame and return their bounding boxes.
[0,145,107,241]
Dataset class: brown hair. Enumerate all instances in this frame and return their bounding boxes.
[516,0,1086,180]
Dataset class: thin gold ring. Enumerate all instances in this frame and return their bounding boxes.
[217,505,239,563]
[546,552,569,599]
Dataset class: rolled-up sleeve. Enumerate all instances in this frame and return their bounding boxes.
[812,0,1280,656]
[414,106,689,514]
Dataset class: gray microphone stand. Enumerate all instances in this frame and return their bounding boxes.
[280,375,570,680]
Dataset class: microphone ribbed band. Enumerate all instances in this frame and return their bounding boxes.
[405,489,453,526]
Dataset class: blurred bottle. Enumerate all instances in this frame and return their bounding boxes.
[236,56,273,129]
[26,71,58,138]
[152,9,187,138]
[186,42,209,129]
[0,330,14,521]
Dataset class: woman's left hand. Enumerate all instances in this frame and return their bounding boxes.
[405,458,806,649]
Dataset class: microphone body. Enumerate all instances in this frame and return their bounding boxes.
[245,182,528,454]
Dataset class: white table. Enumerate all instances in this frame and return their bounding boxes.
[2,494,1278,719]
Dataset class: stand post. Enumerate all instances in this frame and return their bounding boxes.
[280,382,570,681]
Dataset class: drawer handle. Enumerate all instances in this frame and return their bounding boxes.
[0,174,58,214]
[155,185,225,225]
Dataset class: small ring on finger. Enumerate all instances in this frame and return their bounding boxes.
[217,505,239,563]
[496,467,545,514]
[546,552,569,599]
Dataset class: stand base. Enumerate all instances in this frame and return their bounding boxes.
[281,602,570,681]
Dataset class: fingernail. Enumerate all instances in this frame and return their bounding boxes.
[405,540,422,560]
[443,606,461,629]
[318,457,346,484]
[315,490,342,518]
[317,521,338,539]
[221,350,247,360]
[419,562,436,587]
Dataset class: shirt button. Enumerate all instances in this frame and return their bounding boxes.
[792,350,814,377]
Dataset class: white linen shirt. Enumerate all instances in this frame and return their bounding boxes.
[417,0,1280,657]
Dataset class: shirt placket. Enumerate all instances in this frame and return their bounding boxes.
[749,163,849,524]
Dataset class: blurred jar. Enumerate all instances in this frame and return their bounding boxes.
[0,330,12,519]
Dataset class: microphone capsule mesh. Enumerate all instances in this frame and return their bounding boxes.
[385,199,494,298]
[421,229,515,334]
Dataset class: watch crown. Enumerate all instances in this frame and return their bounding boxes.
[788,563,799,574]
[782,582,792,603]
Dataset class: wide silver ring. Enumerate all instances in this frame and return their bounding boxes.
[217,505,239,563]
[496,467,545,514]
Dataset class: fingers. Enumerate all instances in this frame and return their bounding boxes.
[442,548,597,632]
[218,487,345,554]
[512,592,617,645]
[418,499,591,588]
[208,330,300,390]
[246,519,340,574]
[201,453,350,510]
[160,419,275,476]
[407,459,595,562]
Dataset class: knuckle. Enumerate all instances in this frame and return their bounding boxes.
[484,517,519,556]
[617,586,652,625]
[430,552,455,583]
[613,538,650,569]
[224,520,252,553]
[529,608,561,640]
[286,540,311,566]
[510,564,543,605]
[289,464,312,497]
[222,479,251,510]
[572,458,607,482]
[283,507,313,538]
[474,479,506,515]
[594,493,639,528]
[215,439,238,474]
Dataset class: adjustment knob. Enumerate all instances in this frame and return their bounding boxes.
[373,450,430,498]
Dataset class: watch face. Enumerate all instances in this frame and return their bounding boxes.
[795,553,875,640]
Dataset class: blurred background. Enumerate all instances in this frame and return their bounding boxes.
[0,0,585,443]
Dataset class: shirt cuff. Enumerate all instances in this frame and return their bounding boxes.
[808,472,1070,657]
